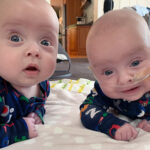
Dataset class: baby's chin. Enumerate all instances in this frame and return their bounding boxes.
[108,92,144,102]
[122,88,150,102]
[119,93,144,102]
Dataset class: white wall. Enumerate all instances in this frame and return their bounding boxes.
[83,0,94,23]
[96,0,150,20]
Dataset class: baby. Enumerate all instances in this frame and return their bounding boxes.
[0,0,59,148]
[80,9,150,141]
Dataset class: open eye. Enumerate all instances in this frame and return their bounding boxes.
[41,40,51,46]
[10,35,22,42]
[130,60,140,67]
[104,70,113,76]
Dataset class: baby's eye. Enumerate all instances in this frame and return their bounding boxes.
[10,35,22,42]
[104,70,113,76]
[130,60,140,67]
[41,40,51,46]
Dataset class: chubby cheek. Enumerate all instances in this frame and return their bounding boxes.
[0,56,18,82]
[42,54,57,78]
[0,55,14,69]
[100,84,119,99]
[101,87,114,98]
[143,81,150,92]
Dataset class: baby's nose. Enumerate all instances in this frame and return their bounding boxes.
[118,72,134,85]
[25,44,41,58]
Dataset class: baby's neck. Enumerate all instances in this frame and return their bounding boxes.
[13,84,40,99]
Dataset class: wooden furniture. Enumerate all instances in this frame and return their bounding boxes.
[66,0,82,26]
[67,25,91,58]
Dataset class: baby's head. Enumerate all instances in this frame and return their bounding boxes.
[87,9,150,101]
[0,0,59,88]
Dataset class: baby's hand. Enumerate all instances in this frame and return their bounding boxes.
[137,119,150,132]
[27,112,42,124]
[115,123,138,141]
[23,117,38,138]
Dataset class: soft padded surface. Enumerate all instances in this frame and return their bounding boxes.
[5,79,150,150]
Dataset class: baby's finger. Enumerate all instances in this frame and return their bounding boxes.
[126,131,132,141]
[35,119,42,124]
[130,127,138,140]
[30,118,36,124]
[28,113,35,118]
[120,131,127,141]
[32,129,38,137]
[115,132,121,140]
[137,120,148,129]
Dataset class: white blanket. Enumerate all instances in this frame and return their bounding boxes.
[4,78,150,150]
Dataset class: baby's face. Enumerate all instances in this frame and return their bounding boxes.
[89,24,150,101]
[0,0,59,87]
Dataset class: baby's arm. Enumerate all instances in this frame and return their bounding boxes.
[80,103,130,139]
[0,118,31,148]
[80,81,138,141]
[27,80,50,124]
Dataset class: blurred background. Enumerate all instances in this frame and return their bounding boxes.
[49,0,150,80]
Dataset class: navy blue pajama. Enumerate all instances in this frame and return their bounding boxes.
[0,77,50,148]
[80,81,150,138]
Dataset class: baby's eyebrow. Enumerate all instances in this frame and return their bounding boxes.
[1,17,27,27]
[2,19,57,29]
[92,60,113,68]
[2,22,22,28]
[126,46,147,56]
[37,25,58,34]
[2,21,58,37]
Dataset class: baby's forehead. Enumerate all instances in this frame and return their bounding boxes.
[0,0,57,21]
[0,0,59,34]
[0,0,51,11]
[87,9,149,50]
[91,9,146,35]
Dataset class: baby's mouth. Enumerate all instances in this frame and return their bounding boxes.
[25,66,39,71]
[121,86,140,94]
[23,64,40,76]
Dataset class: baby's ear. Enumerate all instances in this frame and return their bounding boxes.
[88,66,97,80]
[88,66,95,76]
[89,65,96,72]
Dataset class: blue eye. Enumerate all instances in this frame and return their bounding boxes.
[131,60,140,67]
[104,70,113,76]
[41,40,51,46]
[10,35,22,42]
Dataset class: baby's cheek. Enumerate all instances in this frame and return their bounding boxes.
[101,87,117,98]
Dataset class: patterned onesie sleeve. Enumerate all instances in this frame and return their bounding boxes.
[80,81,128,138]
[34,80,50,124]
[0,115,29,148]
[0,79,50,148]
